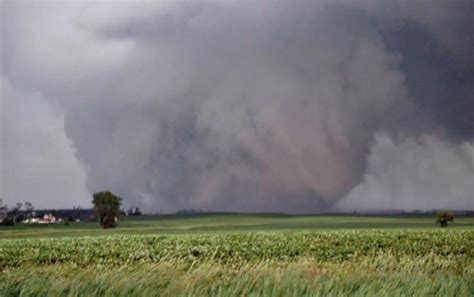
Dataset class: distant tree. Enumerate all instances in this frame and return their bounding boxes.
[92,191,122,228]
[0,200,7,214]
[12,202,23,223]
[436,211,454,227]
[24,201,34,219]
[0,199,10,225]
[176,209,205,215]
[72,206,81,220]
[0,199,6,211]
[127,207,142,216]
[0,217,14,226]
[133,207,142,216]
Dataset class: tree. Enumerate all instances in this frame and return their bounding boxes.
[0,199,9,225]
[72,206,81,221]
[12,202,23,223]
[436,211,454,227]
[92,191,122,228]
[127,207,142,216]
[135,207,142,216]
[24,201,34,219]
[0,217,14,226]
[0,199,6,211]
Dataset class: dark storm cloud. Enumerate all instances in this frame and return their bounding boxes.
[380,20,474,142]
[1,1,473,212]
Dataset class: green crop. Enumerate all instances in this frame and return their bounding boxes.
[1,229,473,296]
[1,229,472,268]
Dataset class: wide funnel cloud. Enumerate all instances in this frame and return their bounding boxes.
[1,1,473,212]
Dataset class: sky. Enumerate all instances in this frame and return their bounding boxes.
[1,0,473,212]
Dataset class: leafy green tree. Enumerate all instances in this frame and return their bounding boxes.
[436,211,454,227]
[92,191,122,228]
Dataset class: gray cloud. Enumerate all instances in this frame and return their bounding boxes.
[1,1,473,212]
[0,76,89,209]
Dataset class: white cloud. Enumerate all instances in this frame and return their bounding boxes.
[0,76,90,209]
[338,134,474,211]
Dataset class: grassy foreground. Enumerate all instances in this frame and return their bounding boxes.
[1,227,473,296]
[1,256,472,297]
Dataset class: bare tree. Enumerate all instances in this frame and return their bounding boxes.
[73,206,81,220]
[13,202,23,222]
[0,199,7,211]
[0,199,7,222]
[24,201,34,219]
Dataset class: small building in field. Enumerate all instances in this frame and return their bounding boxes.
[23,213,59,224]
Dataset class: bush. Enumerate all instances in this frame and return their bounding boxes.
[0,217,15,226]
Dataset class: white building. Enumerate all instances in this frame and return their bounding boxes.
[23,213,59,224]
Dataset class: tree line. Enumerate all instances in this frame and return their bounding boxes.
[1,193,458,228]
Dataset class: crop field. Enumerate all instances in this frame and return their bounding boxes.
[1,215,473,296]
[2,213,474,239]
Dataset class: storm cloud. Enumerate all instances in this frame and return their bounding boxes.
[1,1,473,212]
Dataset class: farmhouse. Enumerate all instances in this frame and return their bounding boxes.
[23,213,63,224]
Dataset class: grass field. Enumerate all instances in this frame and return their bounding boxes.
[1,214,473,296]
[1,213,474,239]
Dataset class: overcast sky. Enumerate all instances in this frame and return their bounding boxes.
[1,0,473,212]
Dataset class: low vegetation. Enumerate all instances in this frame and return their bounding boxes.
[0,230,472,268]
[1,256,472,297]
[1,227,473,296]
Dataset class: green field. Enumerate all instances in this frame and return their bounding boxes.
[1,214,473,296]
[2,213,474,239]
